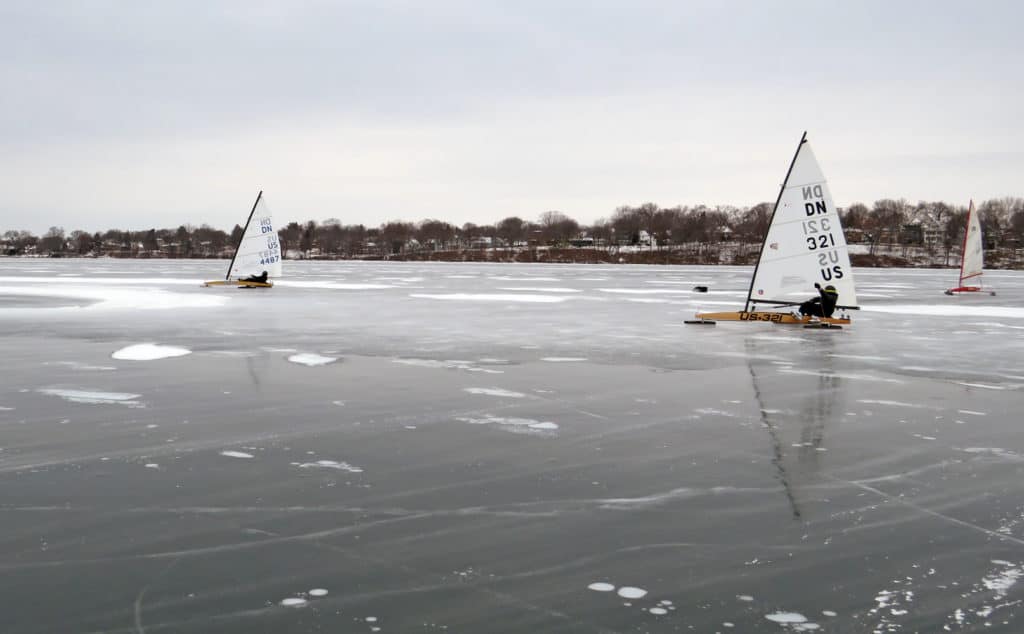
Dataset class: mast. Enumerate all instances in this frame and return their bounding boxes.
[958,200,973,287]
[225,190,263,280]
[744,132,807,312]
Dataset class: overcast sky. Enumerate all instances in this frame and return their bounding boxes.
[2,1,1022,233]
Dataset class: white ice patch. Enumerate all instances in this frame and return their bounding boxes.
[287,353,337,367]
[765,612,806,624]
[617,587,647,599]
[145,463,159,469]
[857,399,926,408]
[220,451,254,459]
[112,343,192,361]
[540,357,588,362]
[275,281,394,290]
[308,588,328,597]
[982,560,1022,599]
[293,460,363,473]
[597,288,691,295]
[393,358,502,374]
[280,597,307,607]
[488,276,561,282]
[410,293,568,303]
[0,280,228,311]
[456,415,558,433]
[866,304,1024,319]
[954,381,1006,390]
[737,595,754,602]
[463,387,527,398]
[47,361,117,371]
[37,388,143,407]
[958,410,987,416]
[588,582,615,592]
[498,287,581,293]
[649,607,667,615]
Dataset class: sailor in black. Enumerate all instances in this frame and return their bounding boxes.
[798,283,838,318]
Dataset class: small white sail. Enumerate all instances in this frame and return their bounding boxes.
[959,200,984,285]
[748,134,858,309]
[228,193,282,280]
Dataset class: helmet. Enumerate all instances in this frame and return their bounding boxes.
[824,285,838,294]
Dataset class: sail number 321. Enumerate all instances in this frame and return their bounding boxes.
[801,184,845,281]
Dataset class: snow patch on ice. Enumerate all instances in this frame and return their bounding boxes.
[456,415,558,433]
[463,387,527,398]
[540,357,588,362]
[411,293,568,303]
[588,582,615,592]
[982,560,1022,599]
[220,451,254,459]
[858,399,926,408]
[308,588,328,597]
[47,361,117,371]
[280,597,307,607]
[276,281,393,290]
[393,358,502,374]
[112,343,192,361]
[37,388,143,407]
[498,286,581,293]
[649,607,667,615]
[293,460,363,473]
[617,586,647,599]
[867,304,1024,319]
[287,353,337,367]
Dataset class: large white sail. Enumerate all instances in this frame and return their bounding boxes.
[228,193,282,280]
[747,134,858,309]
[959,200,984,285]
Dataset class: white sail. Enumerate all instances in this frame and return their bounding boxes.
[959,200,984,285]
[228,194,282,280]
[748,135,858,309]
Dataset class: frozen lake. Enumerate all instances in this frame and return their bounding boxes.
[1,258,1023,633]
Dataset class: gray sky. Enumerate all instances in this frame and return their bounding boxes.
[2,0,1022,234]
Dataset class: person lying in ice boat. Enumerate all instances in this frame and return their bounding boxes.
[241,270,268,284]
[796,283,838,318]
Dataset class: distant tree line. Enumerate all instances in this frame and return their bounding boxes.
[3,198,1023,265]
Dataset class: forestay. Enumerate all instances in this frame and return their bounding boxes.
[228,194,282,280]
[959,200,984,284]
[747,135,858,309]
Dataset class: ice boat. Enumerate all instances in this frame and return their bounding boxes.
[203,191,282,288]
[687,132,859,328]
[945,200,995,296]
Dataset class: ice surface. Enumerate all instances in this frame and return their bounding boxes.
[4,260,1024,634]
[111,343,192,361]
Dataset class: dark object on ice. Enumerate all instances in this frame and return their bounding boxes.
[242,271,269,284]
[799,283,838,318]
[804,322,842,330]
[693,285,708,293]
[684,319,716,325]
